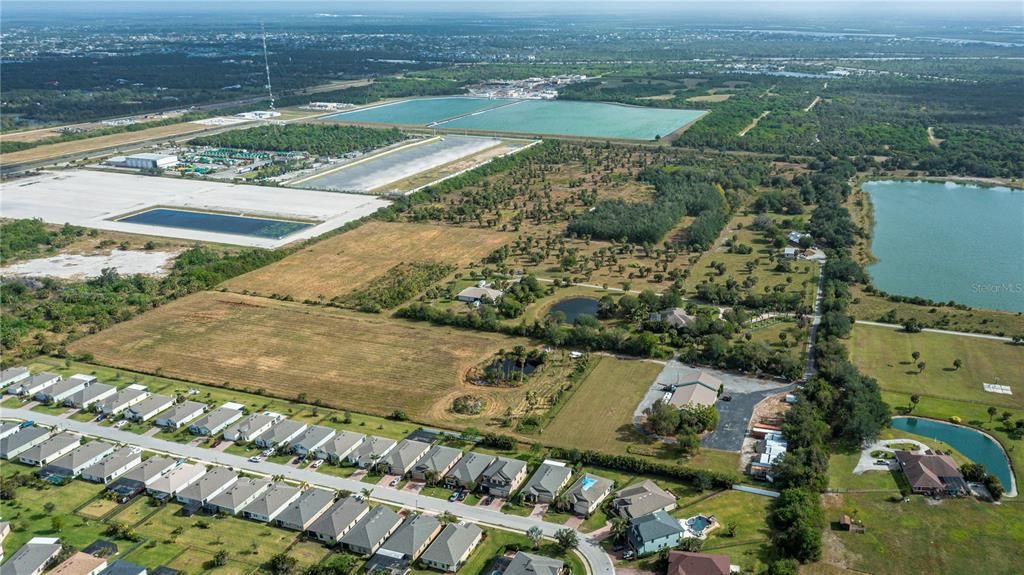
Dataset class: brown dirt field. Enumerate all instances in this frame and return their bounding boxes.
[67,291,531,421]
[686,94,732,103]
[223,221,511,302]
[0,121,214,165]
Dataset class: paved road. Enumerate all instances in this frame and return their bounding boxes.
[803,263,827,380]
[1,408,612,575]
[702,383,794,451]
[855,320,1014,342]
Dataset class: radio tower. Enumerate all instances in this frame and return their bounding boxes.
[261,23,275,110]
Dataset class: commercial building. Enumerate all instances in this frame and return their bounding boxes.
[124,153,178,170]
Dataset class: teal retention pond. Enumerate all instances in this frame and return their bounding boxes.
[891,416,1014,494]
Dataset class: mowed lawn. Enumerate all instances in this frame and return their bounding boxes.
[68,291,528,421]
[818,492,1024,575]
[543,356,662,452]
[222,221,510,302]
[848,323,1024,409]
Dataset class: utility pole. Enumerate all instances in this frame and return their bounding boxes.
[261,22,275,109]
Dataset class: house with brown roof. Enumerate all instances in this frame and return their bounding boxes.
[894,450,969,497]
[665,550,732,575]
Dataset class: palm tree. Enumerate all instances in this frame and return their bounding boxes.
[610,517,629,542]
[912,351,921,363]
[988,406,998,422]
[909,394,920,412]
[953,358,963,370]
[526,526,543,549]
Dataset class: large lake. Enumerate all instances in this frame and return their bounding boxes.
[864,180,1024,313]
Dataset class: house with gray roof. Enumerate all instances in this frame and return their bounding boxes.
[241,482,302,522]
[0,367,30,389]
[44,441,115,479]
[445,452,496,489]
[154,401,207,429]
[35,377,88,405]
[385,440,432,476]
[290,425,336,457]
[379,514,442,560]
[349,436,397,469]
[480,457,529,498]
[308,497,369,544]
[0,427,50,460]
[521,461,573,504]
[207,477,272,515]
[0,423,21,441]
[0,537,63,575]
[420,523,483,572]
[98,386,149,416]
[564,473,614,516]
[341,506,404,556]
[314,431,365,463]
[175,467,237,506]
[81,447,143,484]
[223,412,280,443]
[410,445,462,482]
[504,552,565,575]
[147,462,207,498]
[126,394,175,422]
[253,419,307,450]
[274,488,336,532]
[11,373,61,397]
[107,456,175,500]
[65,383,116,410]
[610,480,677,520]
[98,561,146,575]
[627,510,686,557]
[188,405,243,436]
[19,432,81,466]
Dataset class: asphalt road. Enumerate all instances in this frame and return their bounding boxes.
[1,407,613,575]
[701,383,794,451]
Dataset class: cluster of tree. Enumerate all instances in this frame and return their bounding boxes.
[496,275,549,319]
[190,124,406,157]
[548,447,739,488]
[643,400,720,436]
[681,336,805,381]
[1,112,210,155]
[0,219,88,262]
[480,346,547,386]
[336,262,454,312]
[767,488,826,564]
[275,77,461,108]
[960,462,1004,501]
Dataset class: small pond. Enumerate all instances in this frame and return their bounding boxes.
[485,358,539,378]
[891,416,1014,492]
[548,297,600,324]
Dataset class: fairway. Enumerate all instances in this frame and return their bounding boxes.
[68,291,529,420]
[543,356,663,451]
[223,221,510,302]
[848,323,1024,409]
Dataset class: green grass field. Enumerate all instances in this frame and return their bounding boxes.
[848,324,1024,410]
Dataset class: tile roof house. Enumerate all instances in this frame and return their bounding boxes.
[445,452,496,489]
[564,473,614,516]
[81,447,143,484]
[98,386,149,416]
[11,373,61,397]
[0,537,63,575]
[385,440,432,476]
[147,462,207,498]
[223,413,281,443]
[65,383,117,410]
[480,457,529,497]
[174,467,238,506]
[43,441,115,479]
[48,552,107,575]
[521,461,573,504]
[378,514,442,560]
[308,497,370,544]
[289,425,336,457]
[610,480,677,520]
[154,401,207,429]
[274,488,337,532]
[207,477,272,515]
[503,552,565,575]
[667,372,721,409]
[314,431,366,463]
[419,523,483,572]
[241,482,302,522]
[665,550,731,575]
[0,367,30,389]
[35,377,89,405]
[895,450,969,496]
[19,432,81,466]
[410,445,463,482]
[0,427,51,460]
[340,506,404,556]
[125,394,175,422]
[627,511,686,557]
[188,405,244,436]
[349,436,397,469]
[253,419,308,450]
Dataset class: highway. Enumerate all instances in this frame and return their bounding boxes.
[0,407,614,575]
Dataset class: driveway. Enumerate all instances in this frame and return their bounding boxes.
[378,473,402,487]
[529,503,549,519]
[404,481,425,494]
[477,496,505,511]
[852,438,929,474]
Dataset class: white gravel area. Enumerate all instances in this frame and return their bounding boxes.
[1,169,389,248]
[0,250,179,279]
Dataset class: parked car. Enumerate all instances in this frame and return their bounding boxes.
[249,456,265,463]
[389,478,399,487]
[623,551,635,560]
[114,421,128,429]
[457,491,467,501]
[448,492,460,502]
[482,496,494,505]
[720,395,732,402]
[311,459,324,469]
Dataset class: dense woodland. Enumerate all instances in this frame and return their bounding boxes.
[189,124,407,156]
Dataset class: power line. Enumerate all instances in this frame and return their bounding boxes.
[261,22,274,110]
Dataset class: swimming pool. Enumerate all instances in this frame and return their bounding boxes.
[581,476,599,490]
[686,515,714,536]
[117,208,312,239]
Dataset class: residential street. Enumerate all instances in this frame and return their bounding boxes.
[0,407,613,575]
